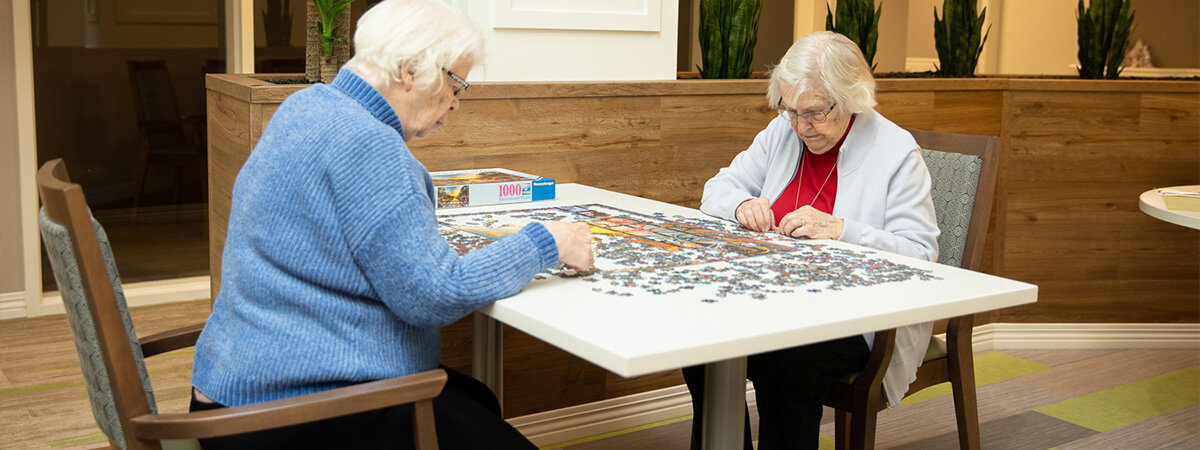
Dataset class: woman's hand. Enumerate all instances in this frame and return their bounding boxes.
[777,205,844,239]
[735,197,775,232]
[542,222,594,271]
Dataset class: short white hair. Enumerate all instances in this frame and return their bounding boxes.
[767,31,876,114]
[345,0,484,94]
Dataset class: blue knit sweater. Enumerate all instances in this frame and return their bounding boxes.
[192,69,559,407]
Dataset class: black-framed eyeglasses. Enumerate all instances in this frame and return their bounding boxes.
[777,100,837,124]
[442,67,469,98]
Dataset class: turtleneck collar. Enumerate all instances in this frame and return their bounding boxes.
[330,67,406,141]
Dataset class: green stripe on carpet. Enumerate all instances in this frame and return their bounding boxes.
[1035,366,1199,432]
[0,380,83,397]
[901,351,1049,405]
[819,432,834,449]
[538,414,694,449]
[49,431,106,447]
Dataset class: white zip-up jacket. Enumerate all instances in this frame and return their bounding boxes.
[701,109,940,406]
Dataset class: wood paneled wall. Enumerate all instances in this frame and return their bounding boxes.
[206,74,1199,417]
[994,81,1199,323]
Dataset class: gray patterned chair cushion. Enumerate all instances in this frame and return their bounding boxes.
[920,149,984,269]
[39,208,157,450]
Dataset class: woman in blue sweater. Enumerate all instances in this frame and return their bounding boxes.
[189,1,592,448]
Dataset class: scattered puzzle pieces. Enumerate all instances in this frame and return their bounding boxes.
[439,204,939,303]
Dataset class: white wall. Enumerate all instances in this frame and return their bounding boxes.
[994,0,1077,75]
[459,0,679,82]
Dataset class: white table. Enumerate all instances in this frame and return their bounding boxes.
[438,184,1038,450]
[1139,186,1200,230]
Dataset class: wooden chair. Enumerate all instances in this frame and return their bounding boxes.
[37,158,447,450]
[127,60,208,211]
[821,130,1000,450]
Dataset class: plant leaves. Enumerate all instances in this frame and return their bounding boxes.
[934,0,987,77]
[1076,0,1136,79]
[699,0,762,78]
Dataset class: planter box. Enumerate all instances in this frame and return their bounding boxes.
[206,73,1199,416]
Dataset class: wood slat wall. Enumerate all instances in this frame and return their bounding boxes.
[205,74,1199,417]
[995,87,1199,323]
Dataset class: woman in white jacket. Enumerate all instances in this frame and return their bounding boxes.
[685,31,940,450]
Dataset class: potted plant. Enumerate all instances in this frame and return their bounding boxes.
[697,0,762,79]
[1076,0,1135,79]
[825,0,881,70]
[933,0,989,77]
[306,0,354,83]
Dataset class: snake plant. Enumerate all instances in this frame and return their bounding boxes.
[697,0,763,79]
[825,0,881,70]
[933,0,989,77]
[1076,0,1135,79]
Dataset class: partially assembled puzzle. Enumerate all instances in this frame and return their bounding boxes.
[438,204,939,303]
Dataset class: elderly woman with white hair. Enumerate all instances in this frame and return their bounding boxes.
[685,31,940,450]
[188,1,590,448]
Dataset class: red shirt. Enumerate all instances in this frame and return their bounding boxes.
[771,115,856,227]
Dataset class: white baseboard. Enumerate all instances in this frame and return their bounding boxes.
[510,381,758,447]
[511,322,1200,446]
[0,291,27,320]
[23,276,211,318]
[988,322,1200,349]
[510,384,693,446]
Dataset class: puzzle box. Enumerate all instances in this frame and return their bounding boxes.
[430,168,556,209]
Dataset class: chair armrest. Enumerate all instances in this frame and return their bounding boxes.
[130,368,448,440]
[140,323,205,357]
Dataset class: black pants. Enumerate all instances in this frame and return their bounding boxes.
[190,367,535,450]
[683,335,871,450]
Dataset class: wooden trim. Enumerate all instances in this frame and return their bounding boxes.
[202,73,1200,104]
[224,0,254,73]
[1003,77,1200,92]
[131,369,447,440]
[14,0,43,319]
[139,323,204,358]
[876,77,1199,93]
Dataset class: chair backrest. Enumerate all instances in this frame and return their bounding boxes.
[37,159,157,449]
[128,60,186,147]
[908,129,1000,272]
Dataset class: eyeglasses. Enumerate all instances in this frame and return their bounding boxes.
[777,100,837,124]
[442,67,469,98]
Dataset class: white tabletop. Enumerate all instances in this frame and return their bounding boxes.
[439,184,1038,378]
[1139,185,1200,230]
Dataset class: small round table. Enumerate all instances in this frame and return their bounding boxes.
[1139,185,1200,230]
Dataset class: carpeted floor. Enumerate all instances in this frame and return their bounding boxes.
[548,348,1199,449]
[1,300,1196,449]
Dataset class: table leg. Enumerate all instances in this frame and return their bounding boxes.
[702,357,748,450]
[472,312,504,408]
